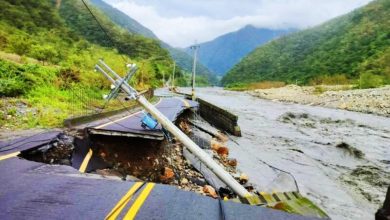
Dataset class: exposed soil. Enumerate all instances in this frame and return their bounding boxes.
[17,109,247,200]
[20,133,74,165]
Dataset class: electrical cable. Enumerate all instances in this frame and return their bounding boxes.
[257,158,300,193]
[80,0,128,64]
[199,159,226,220]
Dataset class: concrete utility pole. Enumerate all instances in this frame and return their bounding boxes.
[162,72,165,87]
[190,44,200,101]
[95,59,251,199]
[172,61,176,88]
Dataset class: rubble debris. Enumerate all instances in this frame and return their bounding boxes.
[18,109,254,201]
[181,178,189,185]
[160,167,174,182]
[203,185,218,198]
[239,173,249,184]
[20,134,74,165]
[179,120,192,134]
[210,139,229,157]
[210,139,224,151]
[216,147,229,157]
[226,158,238,167]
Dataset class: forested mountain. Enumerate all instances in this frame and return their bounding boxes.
[89,0,158,39]
[90,0,217,84]
[185,25,293,76]
[222,0,390,87]
[0,0,173,127]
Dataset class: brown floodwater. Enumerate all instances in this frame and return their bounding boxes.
[158,87,390,220]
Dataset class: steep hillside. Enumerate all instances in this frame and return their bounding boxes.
[186,25,293,76]
[164,43,218,84]
[89,0,158,39]
[90,0,217,84]
[0,0,173,128]
[222,0,390,87]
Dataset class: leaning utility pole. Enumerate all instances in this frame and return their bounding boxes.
[190,44,200,101]
[95,59,252,200]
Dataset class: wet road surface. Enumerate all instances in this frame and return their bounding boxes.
[173,87,390,220]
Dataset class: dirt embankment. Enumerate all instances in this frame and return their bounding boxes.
[248,85,390,117]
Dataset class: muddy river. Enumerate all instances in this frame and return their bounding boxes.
[163,87,390,220]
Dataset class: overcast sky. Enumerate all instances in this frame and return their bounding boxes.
[105,0,372,48]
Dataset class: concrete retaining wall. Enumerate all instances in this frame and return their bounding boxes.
[197,98,241,137]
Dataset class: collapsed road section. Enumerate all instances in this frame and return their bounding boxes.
[0,61,328,219]
[0,100,323,219]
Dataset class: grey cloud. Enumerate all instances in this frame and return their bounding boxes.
[105,0,372,47]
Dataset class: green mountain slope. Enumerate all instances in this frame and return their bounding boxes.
[89,0,158,39]
[185,25,293,76]
[89,0,217,85]
[222,0,390,87]
[0,0,173,128]
[164,43,218,85]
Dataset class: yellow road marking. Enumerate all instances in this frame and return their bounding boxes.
[105,182,144,220]
[95,111,141,129]
[79,148,93,173]
[182,99,190,108]
[0,151,20,161]
[260,192,275,203]
[94,99,162,129]
[123,183,155,220]
[174,97,190,108]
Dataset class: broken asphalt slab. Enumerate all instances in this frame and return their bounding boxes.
[0,157,322,220]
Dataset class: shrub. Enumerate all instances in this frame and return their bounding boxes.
[248,81,286,90]
[310,74,351,85]
[359,72,384,89]
[313,86,326,94]
[0,59,58,97]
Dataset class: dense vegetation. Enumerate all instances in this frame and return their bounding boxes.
[89,0,217,85]
[222,0,390,88]
[0,0,174,128]
[186,25,293,76]
[89,0,158,40]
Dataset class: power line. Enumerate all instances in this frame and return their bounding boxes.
[80,0,128,64]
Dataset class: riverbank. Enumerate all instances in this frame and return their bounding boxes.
[248,85,390,117]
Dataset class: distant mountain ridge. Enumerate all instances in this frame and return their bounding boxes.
[222,0,390,86]
[90,0,217,84]
[186,25,294,76]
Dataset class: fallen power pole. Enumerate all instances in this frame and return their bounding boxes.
[95,59,253,200]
